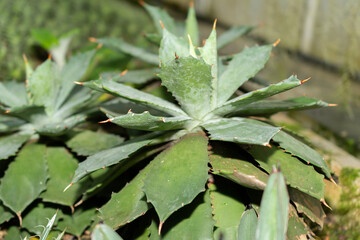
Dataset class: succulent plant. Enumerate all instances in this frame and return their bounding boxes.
[70,5,335,238]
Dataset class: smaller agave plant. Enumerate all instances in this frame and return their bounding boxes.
[70,6,335,239]
[0,48,102,231]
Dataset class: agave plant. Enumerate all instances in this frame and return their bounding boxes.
[69,8,335,238]
[89,1,255,87]
[0,48,115,237]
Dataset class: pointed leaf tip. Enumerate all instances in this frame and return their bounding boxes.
[158,221,164,235]
[22,54,28,64]
[138,0,145,6]
[213,19,218,30]
[4,110,10,113]
[328,103,338,107]
[189,0,194,7]
[99,118,113,123]
[175,52,179,59]
[96,43,103,49]
[48,53,52,60]
[73,81,84,85]
[159,20,165,29]
[187,34,193,45]
[120,69,128,76]
[300,77,311,84]
[63,182,73,192]
[273,38,281,47]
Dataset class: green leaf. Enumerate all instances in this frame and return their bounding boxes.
[210,151,268,190]
[101,68,159,85]
[143,132,209,225]
[66,130,124,156]
[159,57,212,119]
[92,223,123,240]
[0,82,27,107]
[247,145,325,200]
[237,208,258,240]
[255,168,289,240]
[83,80,186,117]
[99,161,153,228]
[185,2,199,46]
[217,26,255,49]
[209,180,246,240]
[159,28,189,64]
[216,45,273,105]
[0,115,25,133]
[0,133,31,160]
[199,27,218,108]
[34,113,87,136]
[0,144,48,214]
[71,133,158,184]
[272,130,332,179]
[57,208,97,237]
[31,29,59,50]
[144,33,162,45]
[289,187,325,227]
[41,147,92,206]
[287,204,310,240]
[95,38,158,65]
[55,49,96,110]
[143,2,177,35]
[0,201,13,224]
[4,226,23,240]
[159,191,215,239]
[203,118,280,145]
[22,203,59,235]
[28,59,60,115]
[108,111,192,131]
[229,97,330,116]
[214,75,302,116]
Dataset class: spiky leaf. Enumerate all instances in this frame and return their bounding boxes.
[99,162,153,228]
[217,45,273,105]
[287,205,310,240]
[210,180,246,240]
[185,2,199,46]
[95,38,158,65]
[0,82,27,107]
[101,68,159,85]
[0,133,31,160]
[248,145,324,200]
[143,132,209,224]
[210,152,268,190]
[289,188,325,227]
[109,111,192,131]
[159,57,212,119]
[143,2,177,35]
[255,169,289,240]
[92,223,123,240]
[214,75,303,116]
[66,130,124,156]
[41,147,92,206]
[0,144,48,214]
[203,118,280,145]
[159,28,189,64]
[71,134,157,183]
[230,97,330,116]
[158,191,215,239]
[217,26,255,49]
[83,80,186,116]
[22,203,59,235]
[57,208,97,237]
[273,130,332,179]
[237,208,258,240]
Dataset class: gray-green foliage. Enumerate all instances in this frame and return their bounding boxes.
[71,2,333,239]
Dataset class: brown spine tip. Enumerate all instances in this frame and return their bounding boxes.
[159,20,165,29]
[96,43,103,49]
[330,177,337,185]
[16,212,22,227]
[213,18,218,30]
[263,143,272,148]
[74,199,84,207]
[320,199,332,210]
[187,34,193,45]
[89,37,97,43]
[73,81,84,85]
[120,69,128,76]
[99,118,113,123]
[175,52,179,59]
[22,54,28,64]
[273,38,281,47]
[258,22,265,28]
[127,108,132,113]
[48,53,52,60]
[328,103,338,107]
[300,77,311,84]
[4,110,10,114]
[189,0,194,7]
[158,222,164,235]
[138,0,145,6]
[63,182,73,192]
